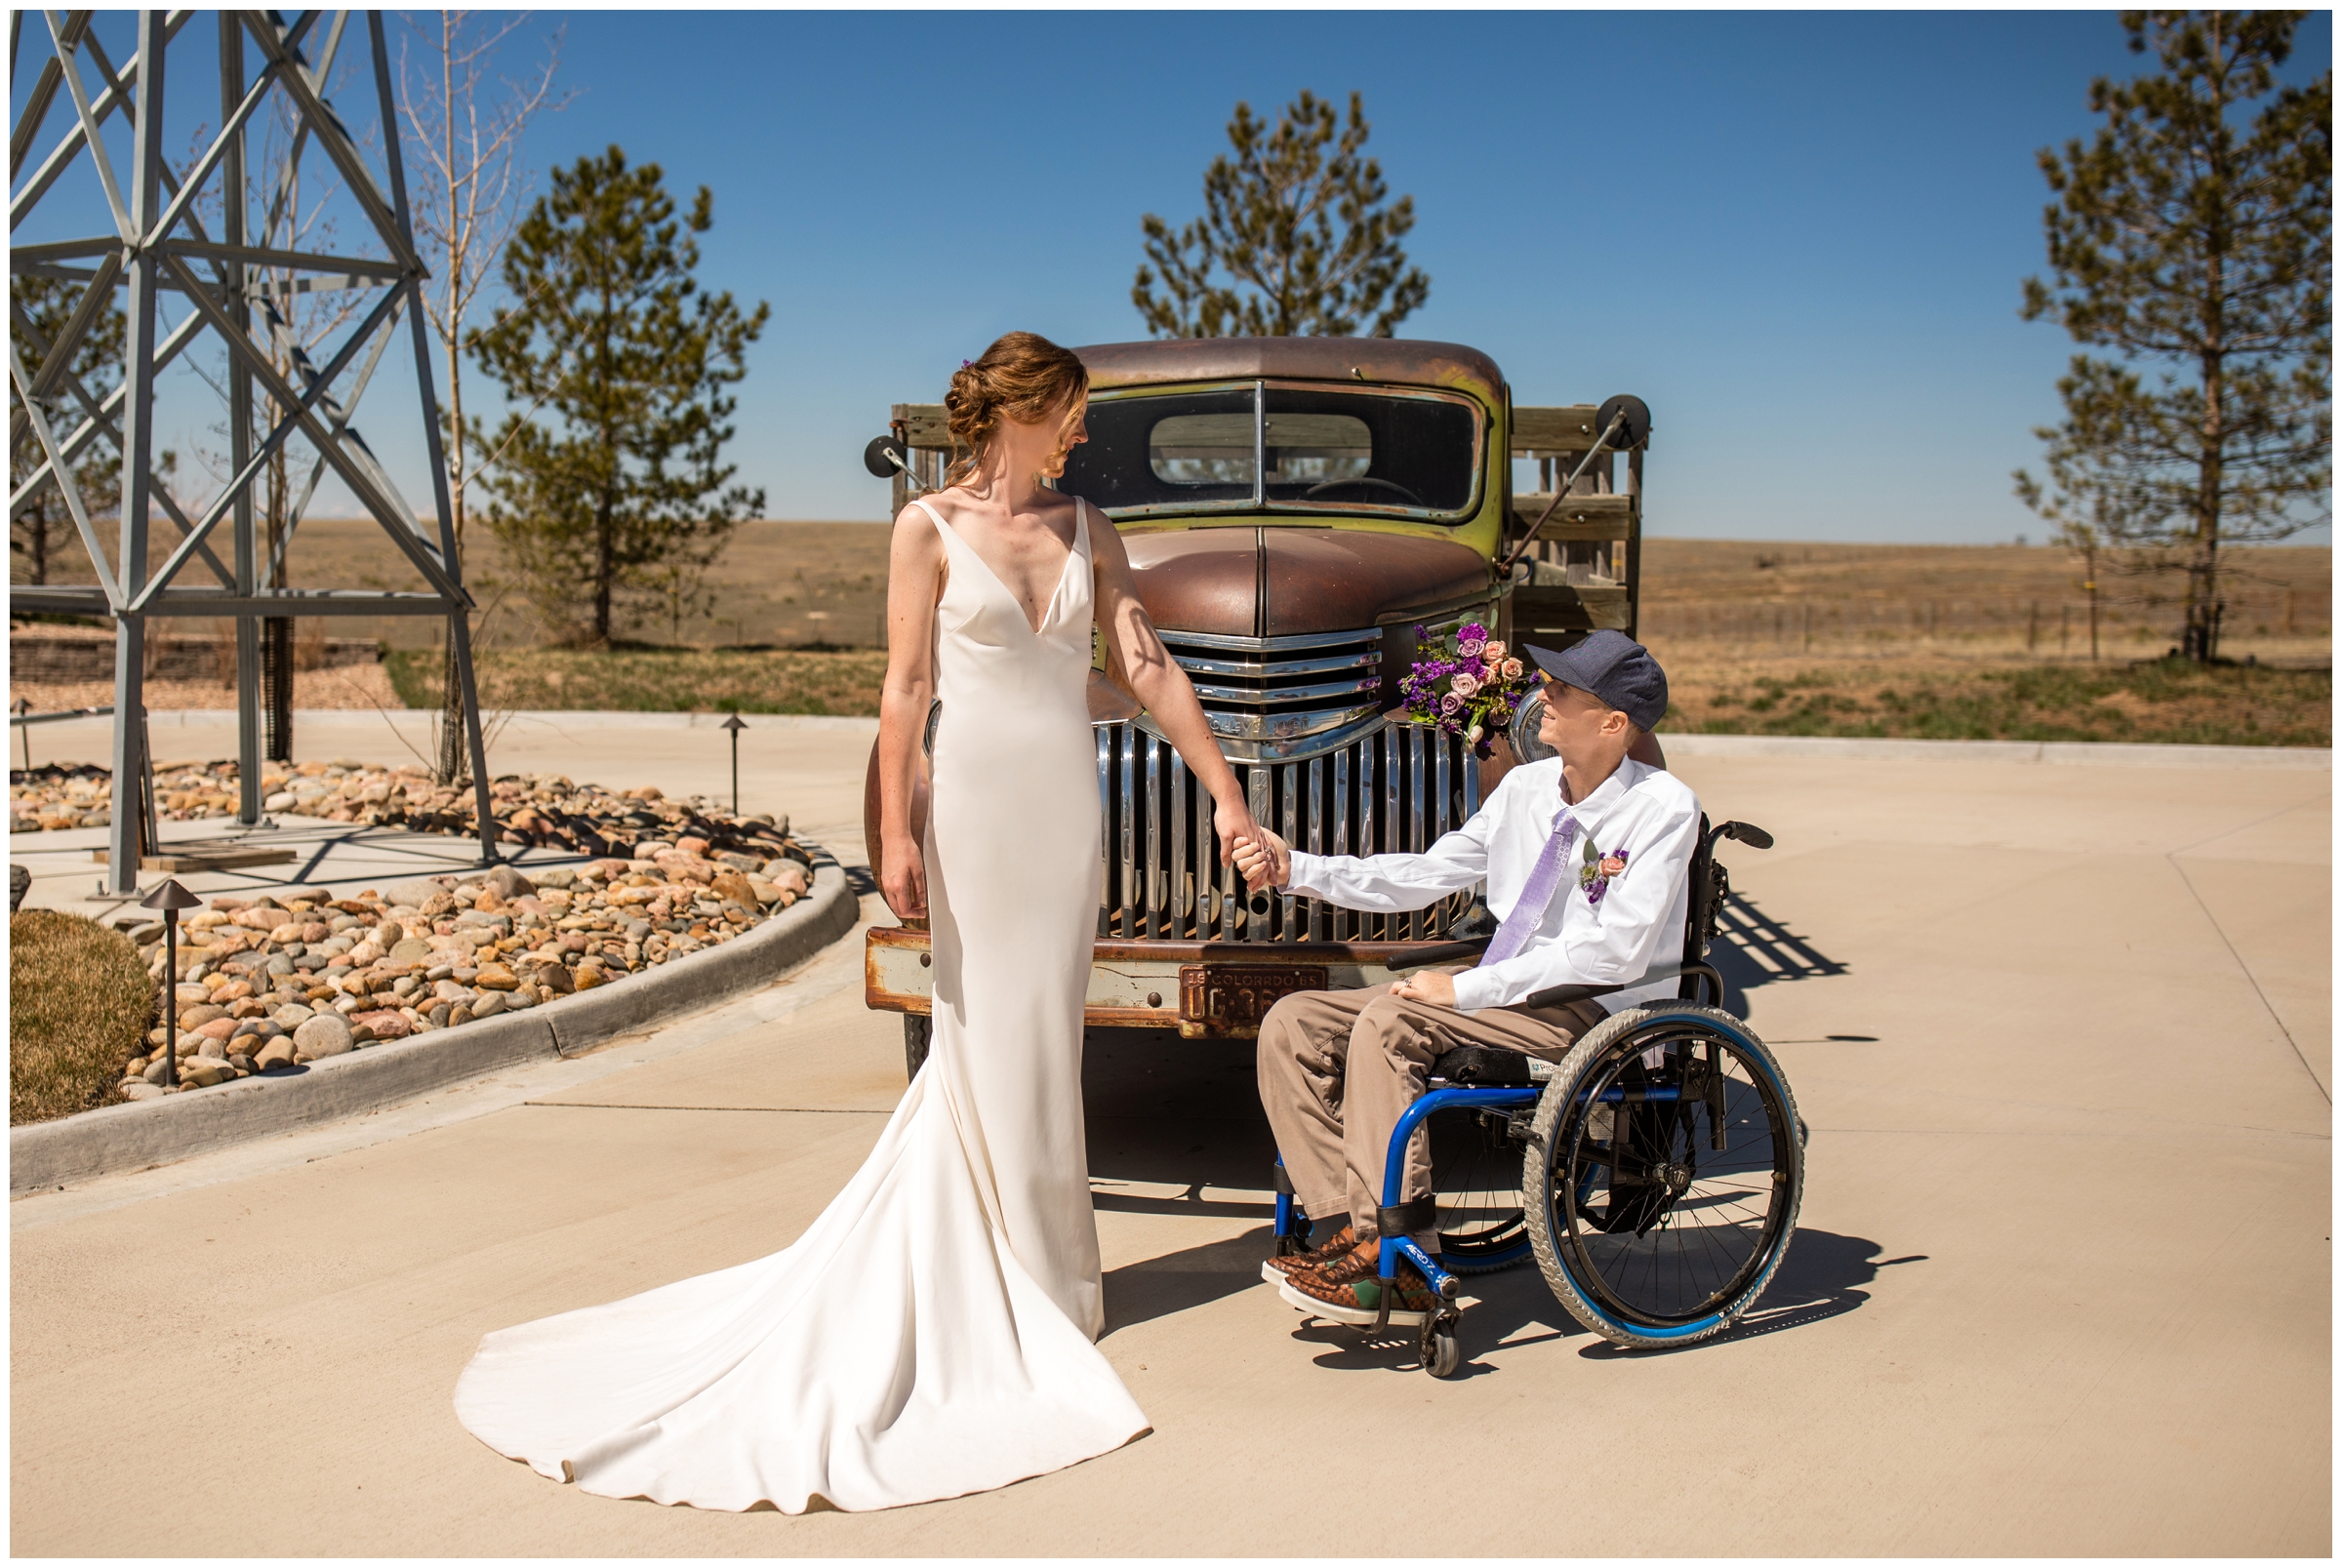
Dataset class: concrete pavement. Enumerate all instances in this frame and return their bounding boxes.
[9,719,2330,1554]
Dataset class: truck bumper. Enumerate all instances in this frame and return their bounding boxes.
[865,925,1465,1038]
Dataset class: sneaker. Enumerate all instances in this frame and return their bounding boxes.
[1260,1224,1357,1285]
[1278,1245,1438,1328]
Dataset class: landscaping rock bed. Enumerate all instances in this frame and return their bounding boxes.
[10,758,795,862]
[113,843,814,1101]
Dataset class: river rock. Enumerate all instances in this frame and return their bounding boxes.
[182,1058,234,1088]
[178,1003,228,1031]
[256,1037,300,1071]
[272,1003,314,1027]
[353,1009,411,1040]
[295,1013,356,1057]
[485,864,537,901]
[470,991,507,1019]
[709,870,758,905]
[473,963,519,991]
[390,938,433,965]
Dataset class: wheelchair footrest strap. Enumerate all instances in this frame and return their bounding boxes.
[1377,1195,1436,1238]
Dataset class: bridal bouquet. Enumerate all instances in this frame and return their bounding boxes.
[1396,621,1532,758]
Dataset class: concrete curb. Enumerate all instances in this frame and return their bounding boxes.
[1657,733,2331,769]
[8,852,860,1194]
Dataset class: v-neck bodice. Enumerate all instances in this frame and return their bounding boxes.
[913,497,1091,642]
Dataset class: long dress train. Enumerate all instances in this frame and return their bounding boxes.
[454,498,1146,1513]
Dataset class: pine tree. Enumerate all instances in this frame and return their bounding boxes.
[1134,90,1429,339]
[2015,11,2331,663]
[469,146,768,646]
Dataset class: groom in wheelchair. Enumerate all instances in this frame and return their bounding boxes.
[1232,630,1700,1328]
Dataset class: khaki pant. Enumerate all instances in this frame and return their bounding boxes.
[1256,984,1612,1245]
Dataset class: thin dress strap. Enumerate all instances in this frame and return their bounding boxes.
[909,494,953,539]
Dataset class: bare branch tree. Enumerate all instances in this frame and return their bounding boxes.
[394,9,569,783]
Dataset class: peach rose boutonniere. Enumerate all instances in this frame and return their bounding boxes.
[1580,839,1630,906]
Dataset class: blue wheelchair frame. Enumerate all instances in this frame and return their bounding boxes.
[1273,1074,1705,1339]
[1270,814,1777,1355]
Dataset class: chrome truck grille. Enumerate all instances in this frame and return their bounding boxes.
[1095,716,1482,944]
[1151,627,1385,763]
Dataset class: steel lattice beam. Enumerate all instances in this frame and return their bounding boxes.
[8,9,499,894]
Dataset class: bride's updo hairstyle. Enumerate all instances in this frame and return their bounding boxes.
[944,332,1088,486]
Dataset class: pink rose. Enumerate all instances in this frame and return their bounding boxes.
[1483,640,1507,661]
[1450,671,1480,699]
[1457,635,1486,660]
[1440,692,1465,714]
[1499,658,1524,681]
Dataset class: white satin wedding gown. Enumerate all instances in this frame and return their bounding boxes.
[455,497,1147,1512]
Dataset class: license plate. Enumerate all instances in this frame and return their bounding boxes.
[1178,965,1327,1038]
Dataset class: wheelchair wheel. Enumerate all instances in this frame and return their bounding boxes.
[1524,1004,1802,1350]
[1419,1312,1463,1379]
[1427,1103,1532,1273]
[904,1014,931,1081]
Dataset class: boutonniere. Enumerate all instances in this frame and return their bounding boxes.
[1580,837,1629,906]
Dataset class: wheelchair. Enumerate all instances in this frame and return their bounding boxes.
[1271,815,1804,1377]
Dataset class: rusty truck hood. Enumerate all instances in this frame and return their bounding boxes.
[1127,527,1492,638]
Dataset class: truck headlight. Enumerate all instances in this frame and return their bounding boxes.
[1509,692,1558,763]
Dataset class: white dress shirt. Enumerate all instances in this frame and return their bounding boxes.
[1282,756,1702,1015]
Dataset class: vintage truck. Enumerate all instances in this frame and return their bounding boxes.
[861,337,1650,1071]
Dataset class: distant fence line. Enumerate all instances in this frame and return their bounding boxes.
[1639,588,2327,648]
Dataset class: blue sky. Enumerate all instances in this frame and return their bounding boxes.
[19,9,2333,543]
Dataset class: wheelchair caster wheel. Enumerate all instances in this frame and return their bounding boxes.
[1421,1321,1461,1379]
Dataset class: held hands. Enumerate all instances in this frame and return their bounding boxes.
[1231,825,1291,894]
[1213,795,1273,892]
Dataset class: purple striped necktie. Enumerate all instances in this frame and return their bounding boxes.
[1482,805,1579,967]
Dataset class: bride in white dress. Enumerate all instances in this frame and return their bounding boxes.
[455,332,1266,1513]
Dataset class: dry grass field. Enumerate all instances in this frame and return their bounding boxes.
[15,519,2329,744]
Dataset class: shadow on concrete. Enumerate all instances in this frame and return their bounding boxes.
[1083,1027,1280,1197]
[1102,1228,1277,1337]
[1281,1229,1917,1377]
[1709,892,1848,1017]
[1575,1229,1919,1360]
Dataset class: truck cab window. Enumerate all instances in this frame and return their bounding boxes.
[1065,385,1481,521]
[1261,389,1477,515]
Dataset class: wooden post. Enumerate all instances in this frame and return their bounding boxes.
[1624,446,1643,639]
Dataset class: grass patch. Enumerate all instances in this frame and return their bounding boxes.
[1663,657,2329,746]
[384,646,889,716]
[11,910,154,1124]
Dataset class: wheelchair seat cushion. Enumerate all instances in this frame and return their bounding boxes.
[1432,1044,1536,1087]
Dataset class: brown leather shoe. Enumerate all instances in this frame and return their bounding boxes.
[1277,1244,1437,1327]
[1260,1224,1356,1285]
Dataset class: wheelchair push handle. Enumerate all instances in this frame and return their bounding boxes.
[1708,820,1772,852]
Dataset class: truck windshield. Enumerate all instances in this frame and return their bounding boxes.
[1064,384,1482,520]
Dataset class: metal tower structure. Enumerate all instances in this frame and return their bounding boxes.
[9,10,495,895]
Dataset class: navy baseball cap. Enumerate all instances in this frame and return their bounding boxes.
[1523,630,1670,731]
